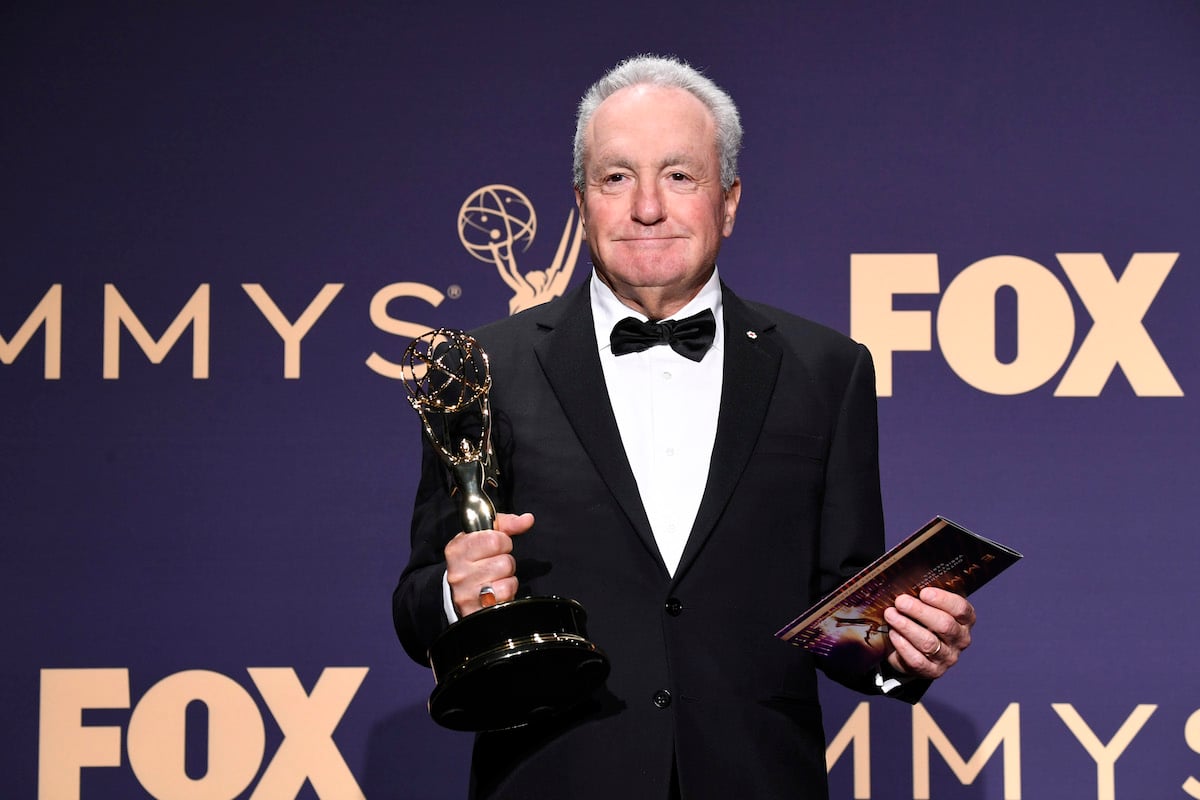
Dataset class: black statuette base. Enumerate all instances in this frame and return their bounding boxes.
[427,596,610,732]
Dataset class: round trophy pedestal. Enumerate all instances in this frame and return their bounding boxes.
[427,596,610,732]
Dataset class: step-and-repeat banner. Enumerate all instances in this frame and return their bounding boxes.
[4,3,1197,798]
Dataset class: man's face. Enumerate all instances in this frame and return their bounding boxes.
[575,84,741,319]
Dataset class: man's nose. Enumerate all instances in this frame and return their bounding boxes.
[631,180,666,225]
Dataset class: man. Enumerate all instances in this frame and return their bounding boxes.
[394,55,976,799]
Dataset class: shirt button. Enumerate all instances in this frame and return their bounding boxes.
[652,689,672,709]
[662,371,672,380]
[665,447,675,457]
[665,597,683,616]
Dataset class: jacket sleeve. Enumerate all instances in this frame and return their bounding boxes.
[392,435,460,667]
[813,342,929,703]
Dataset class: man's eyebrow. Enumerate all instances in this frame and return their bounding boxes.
[658,153,697,168]
[587,155,632,174]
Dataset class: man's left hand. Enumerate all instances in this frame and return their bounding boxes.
[883,587,976,680]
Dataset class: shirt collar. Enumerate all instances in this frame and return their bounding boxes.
[591,268,724,354]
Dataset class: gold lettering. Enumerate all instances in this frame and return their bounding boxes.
[937,256,1075,395]
[1,285,62,379]
[1052,702,1156,800]
[103,284,211,379]
[1184,708,1200,798]
[1054,253,1182,396]
[38,668,130,800]
[825,701,871,799]
[126,670,265,800]
[248,667,368,799]
[365,281,445,380]
[913,702,1021,800]
[849,254,940,397]
[242,283,344,379]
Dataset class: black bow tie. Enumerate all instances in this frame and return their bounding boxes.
[609,308,716,362]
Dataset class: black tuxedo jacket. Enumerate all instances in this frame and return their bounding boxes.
[394,281,920,799]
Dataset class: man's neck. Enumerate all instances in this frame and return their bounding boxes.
[594,271,714,321]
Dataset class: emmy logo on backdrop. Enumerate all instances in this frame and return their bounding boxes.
[458,184,584,315]
[401,329,609,732]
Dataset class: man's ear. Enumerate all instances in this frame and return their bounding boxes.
[722,178,742,238]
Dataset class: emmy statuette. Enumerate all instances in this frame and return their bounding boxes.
[402,330,610,732]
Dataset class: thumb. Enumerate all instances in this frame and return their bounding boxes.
[494,512,535,536]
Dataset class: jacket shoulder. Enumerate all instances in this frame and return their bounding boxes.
[741,299,867,362]
[471,286,579,339]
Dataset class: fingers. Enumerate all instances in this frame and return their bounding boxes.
[919,586,977,627]
[444,513,534,616]
[477,576,519,609]
[446,539,517,614]
[883,590,976,679]
[884,623,945,679]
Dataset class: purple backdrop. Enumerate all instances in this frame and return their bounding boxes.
[4,3,1198,798]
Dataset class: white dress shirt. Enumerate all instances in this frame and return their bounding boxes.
[590,268,724,576]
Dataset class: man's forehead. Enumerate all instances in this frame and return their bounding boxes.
[592,83,712,125]
[584,84,717,163]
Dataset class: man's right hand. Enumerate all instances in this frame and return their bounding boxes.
[444,512,534,616]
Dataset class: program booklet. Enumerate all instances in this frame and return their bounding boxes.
[775,517,1022,673]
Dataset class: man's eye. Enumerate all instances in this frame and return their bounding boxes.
[605,174,625,183]
[669,172,689,181]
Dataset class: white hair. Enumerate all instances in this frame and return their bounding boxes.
[573,55,743,191]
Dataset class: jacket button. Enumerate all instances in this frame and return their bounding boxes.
[652,689,672,709]
[664,597,683,616]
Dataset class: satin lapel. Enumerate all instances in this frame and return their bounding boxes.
[532,285,663,568]
[674,288,782,582]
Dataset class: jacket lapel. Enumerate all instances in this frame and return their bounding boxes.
[673,286,782,582]
[532,284,665,571]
